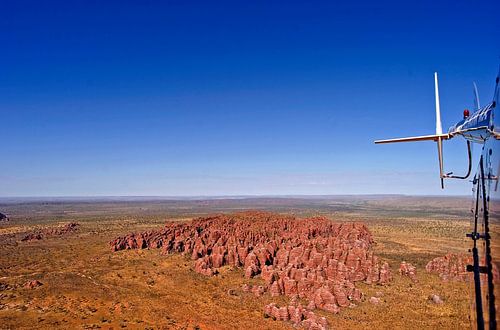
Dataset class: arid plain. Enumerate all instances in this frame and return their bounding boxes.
[0,196,498,329]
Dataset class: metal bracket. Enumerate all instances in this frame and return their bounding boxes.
[467,265,488,273]
[443,140,472,180]
[466,232,489,240]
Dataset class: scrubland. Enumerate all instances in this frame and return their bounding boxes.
[0,196,495,329]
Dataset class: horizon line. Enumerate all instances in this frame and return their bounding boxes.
[0,193,470,200]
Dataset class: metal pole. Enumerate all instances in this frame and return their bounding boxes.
[479,156,497,329]
[471,171,485,330]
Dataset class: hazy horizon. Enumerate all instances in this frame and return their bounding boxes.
[0,193,470,201]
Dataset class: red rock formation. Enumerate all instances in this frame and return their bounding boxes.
[399,261,418,283]
[21,222,80,242]
[426,253,470,282]
[379,262,392,284]
[24,280,43,289]
[264,302,328,330]
[21,232,43,241]
[111,211,392,320]
[426,253,499,283]
[269,281,281,296]
[48,222,79,235]
[242,284,267,297]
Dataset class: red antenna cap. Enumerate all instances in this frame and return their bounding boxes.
[463,109,470,118]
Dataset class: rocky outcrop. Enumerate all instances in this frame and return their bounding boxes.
[428,294,443,304]
[264,302,328,330]
[21,232,43,241]
[241,284,266,297]
[399,261,418,283]
[111,211,392,322]
[21,222,80,242]
[0,212,8,222]
[24,280,43,289]
[426,253,499,283]
[425,253,470,282]
[379,262,392,284]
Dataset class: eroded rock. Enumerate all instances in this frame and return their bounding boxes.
[399,261,418,283]
[24,280,43,289]
[21,223,80,242]
[426,253,499,283]
[111,211,392,324]
[426,253,470,282]
[264,302,328,329]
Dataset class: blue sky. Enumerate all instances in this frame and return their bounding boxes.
[1,1,499,197]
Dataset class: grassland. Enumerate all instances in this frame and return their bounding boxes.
[0,196,496,329]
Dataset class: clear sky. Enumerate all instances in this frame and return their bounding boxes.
[1,0,499,197]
